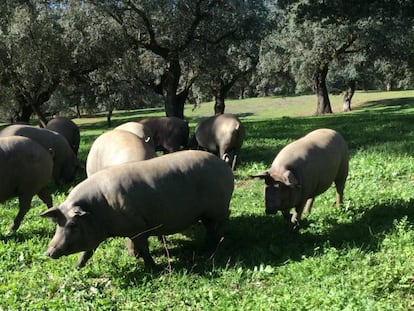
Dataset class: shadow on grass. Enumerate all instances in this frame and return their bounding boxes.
[112,198,414,287]
[357,97,414,112]
[0,227,51,243]
[240,108,414,164]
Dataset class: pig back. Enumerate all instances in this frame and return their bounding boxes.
[74,150,234,236]
[270,128,348,197]
[46,117,80,155]
[86,129,156,177]
[0,124,77,183]
[139,117,189,152]
[195,113,244,152]
[0,136,53,202]
[115,122,152,142]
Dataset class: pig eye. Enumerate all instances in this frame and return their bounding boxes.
[66,221,79,229]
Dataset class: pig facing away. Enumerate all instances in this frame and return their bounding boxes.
[86,129,156,177]
[115,122,152,141]
[191,113,245,170]
[0,124,79,184]
[139,117,189,153]
[46,117,80,156]
[41,150,234,268]
[0,136,53,234]
[253,128,348,231]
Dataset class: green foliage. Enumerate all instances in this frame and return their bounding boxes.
[1,91,414,309]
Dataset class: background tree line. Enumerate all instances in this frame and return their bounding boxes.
[0,0,413,124]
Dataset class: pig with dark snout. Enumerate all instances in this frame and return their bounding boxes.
[0,136,53,234]
[0,124,79,184]
[86,129,156,177]
[190,113,245,170]
[46,117,80,156]
[139,117,189,153]
[253,128,348,231]
[41,150,234,268]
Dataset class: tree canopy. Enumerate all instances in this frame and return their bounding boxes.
[0,0,413,122]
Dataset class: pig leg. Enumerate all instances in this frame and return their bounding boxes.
[334,177,346,207]
[129,236,156,269]
[334,162,348,207]
[76,250,95,268]
[303,198,314,214]
[7,195,33,234]
[37,188,53,208]
[282,209,300,233]
[202,217,225,246]
[231,155,237,170]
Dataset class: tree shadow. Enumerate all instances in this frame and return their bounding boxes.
[356,97,414,112]
[113,198,414,287]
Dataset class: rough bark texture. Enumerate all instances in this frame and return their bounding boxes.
[343,80,356,112]
[313,64,333,115]
[214,90,225,115]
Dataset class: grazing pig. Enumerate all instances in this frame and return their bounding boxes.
[252,128,348,231]
[0,124,79,184]
[0,136,53,234]
[190,113,245,170]
[139,117,189,153]
[86,129,155,177]
[46,117,80,155]
[41,150,234,268]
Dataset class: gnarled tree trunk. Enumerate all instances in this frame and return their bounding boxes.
[343,80,356,112]
[214,89,225,115]
[313,64,332,115]
[164,56,184,119]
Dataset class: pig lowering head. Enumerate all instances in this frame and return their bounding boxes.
[191,113,245,170]
[253,128,348,231]
[41,150,233,268]
[252,170,301,215]
[41,204,104,261]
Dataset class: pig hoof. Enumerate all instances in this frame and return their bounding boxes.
[291,223,300,233]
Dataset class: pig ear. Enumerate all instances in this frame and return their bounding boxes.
[250,171,270,179]
[40,207,62,219]
[282,171,300,188]
[251,171,275,184]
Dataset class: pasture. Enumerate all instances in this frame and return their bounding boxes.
[1,90,414,310]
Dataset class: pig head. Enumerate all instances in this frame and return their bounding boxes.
[41,205,105,261]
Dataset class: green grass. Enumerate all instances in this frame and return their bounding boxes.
[1,90,414,310]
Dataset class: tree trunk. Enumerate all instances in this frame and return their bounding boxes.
[17,104,33,123]
[313,64,332,115]
[214,90,225,115]
[75,103,82,118]
[343,80,356,112]
[239,86,245,99]
[386,80,392,91]
[164,56,185,119]
[107,103,113,128]
[30,102,48,128]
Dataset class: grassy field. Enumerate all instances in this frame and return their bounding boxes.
[1,90,414,310]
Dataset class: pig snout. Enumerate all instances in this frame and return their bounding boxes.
[45,245,62,259]
[45,245,64,259]
[265,186,281,215]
